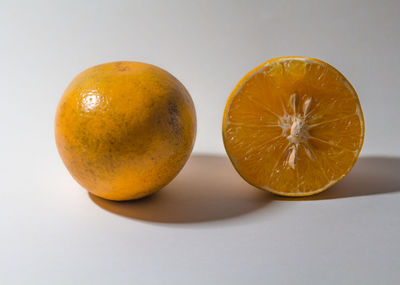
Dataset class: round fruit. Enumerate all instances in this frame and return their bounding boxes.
[55,61,196,201]
[222,57,364,196]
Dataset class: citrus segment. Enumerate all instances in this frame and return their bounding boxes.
[222,57,364,196]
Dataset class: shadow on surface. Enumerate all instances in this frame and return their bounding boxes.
[89,154,271,223]
[277,156,400,201]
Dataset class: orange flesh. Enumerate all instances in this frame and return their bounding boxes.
[222,57,364,196]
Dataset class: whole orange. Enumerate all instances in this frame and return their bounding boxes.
[55,62,196,201]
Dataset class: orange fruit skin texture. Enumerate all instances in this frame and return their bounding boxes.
[222,57,365,197]
[55,62,196,201]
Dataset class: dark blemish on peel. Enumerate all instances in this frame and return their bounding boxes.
[168,100,181,135]
[115,62,128,72]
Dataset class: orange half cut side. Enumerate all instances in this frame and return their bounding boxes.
[222,57,365,196]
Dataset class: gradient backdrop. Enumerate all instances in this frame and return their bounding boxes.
[1,1,399,284]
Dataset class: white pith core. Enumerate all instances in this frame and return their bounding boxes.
[280,93,314,170]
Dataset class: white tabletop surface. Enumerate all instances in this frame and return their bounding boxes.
[1,1,399,284]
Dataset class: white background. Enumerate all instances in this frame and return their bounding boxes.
[1,0,399,284]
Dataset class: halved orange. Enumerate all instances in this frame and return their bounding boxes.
[222,57,364,196]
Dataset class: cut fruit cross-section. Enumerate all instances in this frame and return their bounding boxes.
[222,57,364,196]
